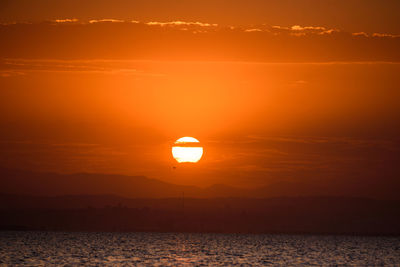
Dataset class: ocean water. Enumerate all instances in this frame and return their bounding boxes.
[0,231,399,266]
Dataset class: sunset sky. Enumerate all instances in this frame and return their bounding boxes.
[0,0,399,197]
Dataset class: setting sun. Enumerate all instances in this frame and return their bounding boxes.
[172,137,203,163]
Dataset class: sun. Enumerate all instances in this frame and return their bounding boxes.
[172,137,203,163]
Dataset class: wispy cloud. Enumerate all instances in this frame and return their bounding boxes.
[52,18,79,23]
[270,25,338,35]
[245,135,398,150]
[146,21,218,27]
[372,33,400,38]
[89,19,125,23]
[0,59,166,77]
[244,28,263,32]
[0,70,25,77]
[34,19,400,40]
[352,32,369,37]
[291,25,326,31]
[1,21,399,62]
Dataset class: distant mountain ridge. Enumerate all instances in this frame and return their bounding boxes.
[0,168,397,199]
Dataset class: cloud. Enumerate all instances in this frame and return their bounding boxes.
[0,70,25,77]
[244,28,263,32]
[372,33,400,38]
[89,19,125,23]
[146,21,218,27]
[245,135,398,150]
[51,143,100,147]
[291,25,326,31]
[270,25,339,35]
[0,59,166,77]
[352,32,369,37]
[0,140,130,174]
[318,29,339,35]
[220,134,400,180]
[271,25,289,30]
[53,18,79,23]
[0,21,399,62]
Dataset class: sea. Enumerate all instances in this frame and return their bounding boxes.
[0,231,399,266]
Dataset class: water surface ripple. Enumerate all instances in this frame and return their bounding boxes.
[0,231,399,266]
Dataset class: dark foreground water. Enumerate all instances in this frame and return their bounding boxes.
[0,232,399,266]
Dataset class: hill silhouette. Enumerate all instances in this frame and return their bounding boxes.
[0,168,236,198]
[0,168,398,199]
[1,169,399,235]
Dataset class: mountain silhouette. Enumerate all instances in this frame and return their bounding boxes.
[0,168,398,199]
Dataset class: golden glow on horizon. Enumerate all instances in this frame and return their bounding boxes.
[172,137,203,163]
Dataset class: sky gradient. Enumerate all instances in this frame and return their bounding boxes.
[0,0,399,198]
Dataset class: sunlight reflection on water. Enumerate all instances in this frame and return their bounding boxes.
[0,231,399,266]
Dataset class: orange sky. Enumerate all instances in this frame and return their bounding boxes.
[1,0,400,34]
[0,1,399,195]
